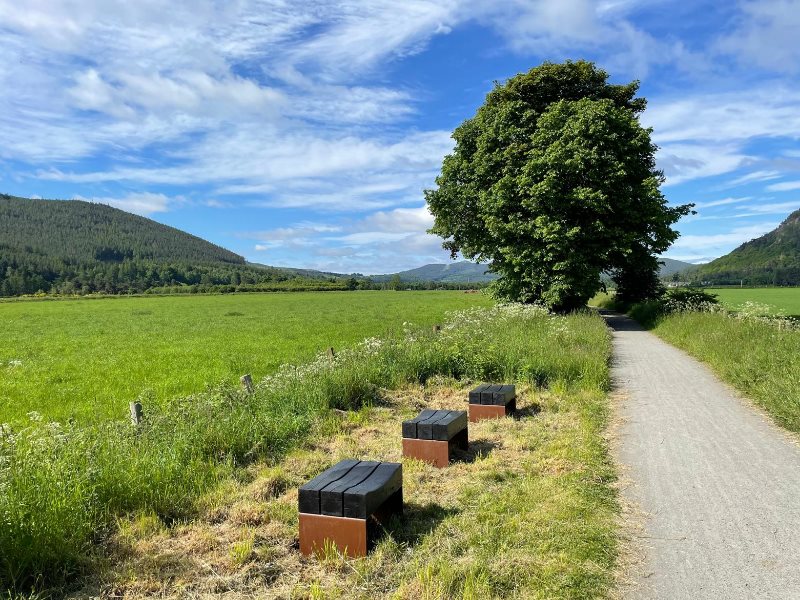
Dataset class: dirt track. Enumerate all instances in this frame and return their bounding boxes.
[603,312,800,599]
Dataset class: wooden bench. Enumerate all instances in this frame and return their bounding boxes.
[468,384,516,422]
[402,409,468,467]
[298,459,402,557]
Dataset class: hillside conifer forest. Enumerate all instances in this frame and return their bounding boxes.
[0,195,347,296]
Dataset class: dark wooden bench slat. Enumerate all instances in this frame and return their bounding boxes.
[480,384,503,405]
[430,410,468,441]
[320,461,380,516]
[402,408,438,439]
[492,384,516,406]
[298,459,359,514]
[469,383,491,404]
[343,462,402,519]
[417,409,455,439]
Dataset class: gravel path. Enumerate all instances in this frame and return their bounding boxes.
[603,311,800,599]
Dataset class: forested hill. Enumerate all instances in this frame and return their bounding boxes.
[693,208,800,285]
[0,195,342,296]
[0,195,243,265]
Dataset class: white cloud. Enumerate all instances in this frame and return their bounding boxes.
[766,180,800,192]
[646,87,800,184]
[671,222,778,251]
[695,196,752,209]
[657,143,750,186]
[241,204,447,273]
[74,192,174,216]
[726,170,782,187]
[733,200,799,215]
[716,0,800,73]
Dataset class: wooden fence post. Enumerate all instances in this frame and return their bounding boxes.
[240,374,254,394]
[130,401,143,426]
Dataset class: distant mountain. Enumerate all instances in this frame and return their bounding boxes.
[373,261,496,283]
[692,208,800,285]
[659,257,695,277]
[376,257,694,285]
[247,262,350,279]
[0,195,332,296]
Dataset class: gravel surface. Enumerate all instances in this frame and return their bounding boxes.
[603,311,800,599]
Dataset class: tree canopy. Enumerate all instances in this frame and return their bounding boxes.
[426,61,692,311]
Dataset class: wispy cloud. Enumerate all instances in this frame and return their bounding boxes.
[671,222,778,251]
[726,170,782,187]
[694,196,752,209]
[243,205,445,273]
[766,180,800,192]
[73,192,174,216]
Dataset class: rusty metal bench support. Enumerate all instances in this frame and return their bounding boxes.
[469,398,516,422]
[402,428,468,467]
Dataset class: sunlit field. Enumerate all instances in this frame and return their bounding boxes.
[0,291,492,423]
[707,287,800,316]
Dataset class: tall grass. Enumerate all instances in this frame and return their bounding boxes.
[0,304,609,594]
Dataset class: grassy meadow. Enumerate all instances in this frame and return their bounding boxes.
[0,303,619,598]
[0,291,491,423]
[707,287,800,316]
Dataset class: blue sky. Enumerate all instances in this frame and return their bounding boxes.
[1,0,799,274]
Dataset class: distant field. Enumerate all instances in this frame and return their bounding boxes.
[707,287,800,316]
[0,291,491,423]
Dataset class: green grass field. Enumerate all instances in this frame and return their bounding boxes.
[706,287,800,316]
[0,291,491,423]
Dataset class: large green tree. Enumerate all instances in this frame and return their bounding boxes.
[426,61,692,311]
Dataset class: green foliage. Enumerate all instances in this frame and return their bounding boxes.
[665,288,719,308]
[692,209,800,286]
[426,60,691,311]
[0,291,491,423]
[0,304,610,594]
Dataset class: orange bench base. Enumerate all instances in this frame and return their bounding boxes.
[299,513,367,557]
[402,428,468,467]
[469,403,512,422]
[299,489,402,558]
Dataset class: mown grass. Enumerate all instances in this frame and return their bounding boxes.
[641,311,800,433]
[0,305,614,597]
[0,291,491,423]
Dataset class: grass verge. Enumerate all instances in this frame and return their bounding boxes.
[1,305,614,597]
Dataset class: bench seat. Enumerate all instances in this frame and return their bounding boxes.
[402,409,468,467]
[298,460,402,557]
